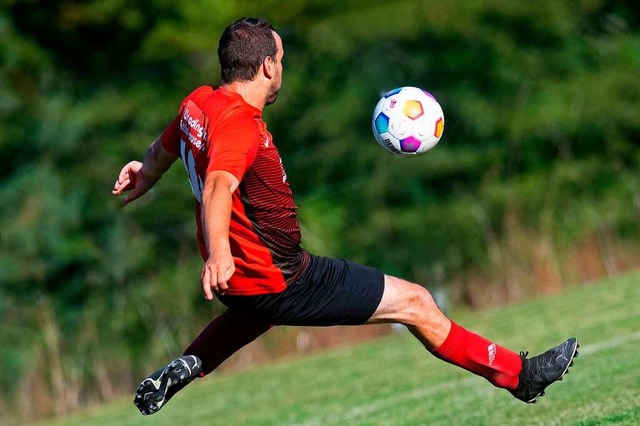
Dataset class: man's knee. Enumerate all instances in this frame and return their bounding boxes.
[403,282,439,320]
[373,276,442,325]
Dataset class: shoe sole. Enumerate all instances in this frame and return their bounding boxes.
[134,356,199,415]
[527,339,579,403]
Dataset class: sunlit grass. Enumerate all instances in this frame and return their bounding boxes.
[38,271,640,425]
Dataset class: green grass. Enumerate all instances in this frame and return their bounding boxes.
[39,271,640,426]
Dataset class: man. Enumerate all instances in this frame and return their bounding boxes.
[112,17,579,416]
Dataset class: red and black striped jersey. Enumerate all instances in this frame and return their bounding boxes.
[160,86,309,295]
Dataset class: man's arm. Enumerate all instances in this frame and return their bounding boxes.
[112,138,178,205]
[199,170,240,299]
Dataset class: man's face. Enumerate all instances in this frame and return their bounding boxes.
[265,31,284,106]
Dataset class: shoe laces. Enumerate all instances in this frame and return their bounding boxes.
[518,351,531,387]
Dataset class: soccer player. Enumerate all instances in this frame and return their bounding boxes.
[112,17,579,416]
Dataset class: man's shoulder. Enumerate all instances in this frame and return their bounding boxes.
[183,85,215,104]
[184,85,222,108]
[184,86,257,121]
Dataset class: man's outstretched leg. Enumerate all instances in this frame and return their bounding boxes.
[134,309,271,415]
[182,308,272,376]
[367,275,579,403]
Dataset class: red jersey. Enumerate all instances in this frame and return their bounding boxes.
[160,86,310,295]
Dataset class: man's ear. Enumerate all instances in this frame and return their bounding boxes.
[263,56,275,79]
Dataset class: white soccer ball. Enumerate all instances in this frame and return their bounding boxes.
[372,86,445,156]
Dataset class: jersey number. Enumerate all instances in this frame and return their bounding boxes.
[180,140,203,204]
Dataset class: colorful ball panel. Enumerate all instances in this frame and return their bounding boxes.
[400,136,421,152]
[403,100,424,120]
[434,117,444,137]
[374,113,390,134]
[384,87,403,98]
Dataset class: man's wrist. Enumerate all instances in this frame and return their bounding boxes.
[140,164,163,181]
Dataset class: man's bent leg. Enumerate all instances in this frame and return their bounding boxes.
[367,275,521,389]
[367,276,578,402]
[183,308,272,375]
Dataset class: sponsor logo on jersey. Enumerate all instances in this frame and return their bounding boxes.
[180,104,207,150]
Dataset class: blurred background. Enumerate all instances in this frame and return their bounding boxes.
[1,0,638,423]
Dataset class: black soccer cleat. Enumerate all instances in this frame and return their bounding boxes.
[134,355,203,415]
[510,337,579,403]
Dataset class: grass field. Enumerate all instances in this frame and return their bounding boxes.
[38,271,640,426]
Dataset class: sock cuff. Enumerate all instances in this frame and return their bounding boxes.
[432,321,464,359]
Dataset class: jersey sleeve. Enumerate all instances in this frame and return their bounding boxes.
[159,114,182,156]
[206,110,260,181]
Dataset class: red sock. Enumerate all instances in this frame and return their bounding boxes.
[431,321,522,389]
[183,309,272,376]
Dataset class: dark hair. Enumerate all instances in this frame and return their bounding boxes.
[218,17,277,84]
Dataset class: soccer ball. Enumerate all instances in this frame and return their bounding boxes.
[372,86,445,156]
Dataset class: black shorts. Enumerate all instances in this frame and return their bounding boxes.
[218,255,385,326]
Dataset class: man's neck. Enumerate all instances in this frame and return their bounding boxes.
[222,81,267,111]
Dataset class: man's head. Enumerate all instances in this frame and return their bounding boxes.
[218,17,283,105]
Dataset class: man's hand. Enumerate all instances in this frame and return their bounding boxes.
[112,139,177,205]
[201,247,236,300]
[112,161,159,205]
